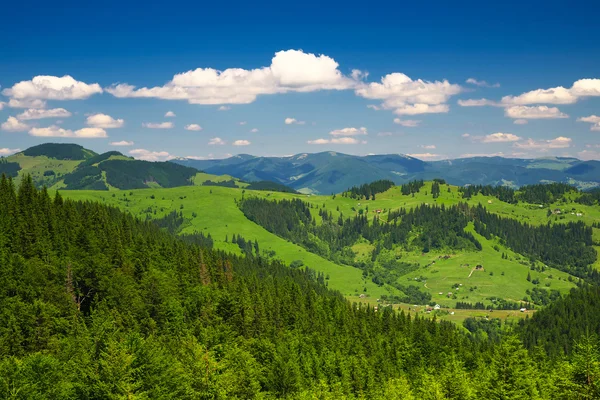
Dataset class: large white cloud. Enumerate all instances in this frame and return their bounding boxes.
[457,98,499,107]
[87,113,124,128]
[504,105,568,119]
[513,137,572,150]
[329,127,367,136]
[29,125,107,138]
[355,73,461,115]
[129,149,174,161]
[578,115,600,131]
[1,117,30,132]
[106,49,354,105]
[3,75,102,100]
[16,108,72,120]
[142,122,173,129]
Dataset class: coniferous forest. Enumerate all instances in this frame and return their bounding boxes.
[1,175,600,399]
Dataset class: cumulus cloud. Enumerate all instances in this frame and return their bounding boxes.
[393,118,420,127]
[165,111,176,117]
[513,119,529,125]
[110,140,134,146]
[250,128,259,133]
[1,117,30,132]
[285,117,305,125]
[504,105,568,119]
[466,78,500,88]
[578,115,600,131]
[129,149,175,161]
[208,137,225,145]
[329,127,367,136]
[307,137,363,144]
[86,113,124,128]
[355,73,461,115]
[233,140,251,146]
[513,137,572,151]
[0,148,21,156]
[501,78,600,105]
[16,108,72,120]
[28,125,107,138]
[8,98,47,109]
[406,153,443,160]
[457,98,500,107]
[3,75,102,100]
[480,133,522,143]
[106,49,354,105]
[185,124,203,131]
[142,122,173,129]
[420,144,436,149]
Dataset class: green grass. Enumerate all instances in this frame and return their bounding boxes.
[6,153,81,188]
[59,181,589,315]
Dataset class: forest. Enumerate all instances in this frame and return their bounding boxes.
[1,175,600,398]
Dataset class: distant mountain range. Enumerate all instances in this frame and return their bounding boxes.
[173,152,600,194]
[3,144,600,193]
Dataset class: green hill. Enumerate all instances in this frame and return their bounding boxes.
[22,142,97,160]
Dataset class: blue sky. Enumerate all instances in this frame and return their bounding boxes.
[1,0,599,161]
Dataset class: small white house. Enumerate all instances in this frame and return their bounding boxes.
[434,304,441,310]
[520,308,527,312]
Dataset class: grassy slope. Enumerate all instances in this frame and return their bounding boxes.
[60,182,588,313]
[7,153,81,187]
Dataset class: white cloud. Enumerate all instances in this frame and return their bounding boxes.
[129,148,175,161]
[165,111,176,117]
[307,137,362,144]
[466,78,500,88]
[355,73,461,115]
[109,140,134,146]
[29,125,107,138]
[16,108,72,120]
[106,49,354,105]
[393,118,420,127]
[208,137,225,145]
[185,124,203,131]
[0,148,21,156]
[218,106,231,111]
[513,119,529,125]
[239,121,247,125]
[1,117,30,132]
[504,105,568,119]
[420,144,436,149]
[480,133,522,143]
[285,117,305,125]
[142,122,173,129]
[457,98,499,107]
[407,153,443,160]
[3,75,102,101]
[501,78,600,105]
[250,128,259,133]
[329,127,367,136]
[513,136,572,151]
[233,140,251,146]
[86,113,124,128]
[577,150,600,160]
[367,104,382,110]
[8,98,47,109]
[578,115,600,131]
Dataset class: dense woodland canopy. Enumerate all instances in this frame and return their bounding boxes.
[1,175,600,398]
[460,182,578,205]
[343,180,395,200]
